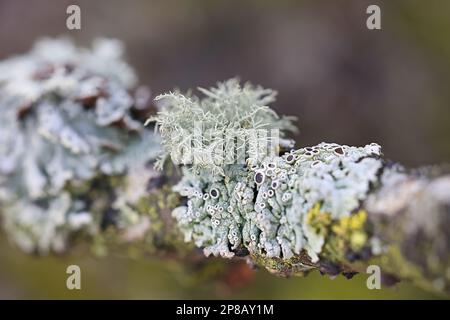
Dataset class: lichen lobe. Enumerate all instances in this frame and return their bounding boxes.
[172,142,383,263]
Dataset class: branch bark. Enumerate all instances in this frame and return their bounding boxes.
[92,164,450,296]
[0,41,448,296]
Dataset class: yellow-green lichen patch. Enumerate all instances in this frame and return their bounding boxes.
[304,203,371,265]
[331,210,369,252]
[305,203,332,237]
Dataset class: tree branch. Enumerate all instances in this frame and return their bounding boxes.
[0,39,449,297]
[111,164,450,295]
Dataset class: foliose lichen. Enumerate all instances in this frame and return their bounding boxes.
[172,143,382,262]
[151,80,384,263]
[0,37,161,254]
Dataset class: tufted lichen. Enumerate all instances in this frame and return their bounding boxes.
[147,78,297,175]
[0,38,161,254]
[151,81,384,264]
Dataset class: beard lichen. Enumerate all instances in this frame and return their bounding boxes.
[0,37,161,254]
[150,80,384,267]
[147,78,297,175]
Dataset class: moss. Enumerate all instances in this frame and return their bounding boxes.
[251,252,315,277]
[350,245,440,293]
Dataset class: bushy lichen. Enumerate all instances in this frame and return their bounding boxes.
[148,78,297,175]
[151,81,384,264]
[0,38,161,253]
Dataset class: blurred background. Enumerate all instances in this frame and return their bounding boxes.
[0,0,449,299]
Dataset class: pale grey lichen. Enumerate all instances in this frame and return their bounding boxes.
[172,143,383,262]
[0,37,160,253]
[148,78,297,175]
[151,81,384,263]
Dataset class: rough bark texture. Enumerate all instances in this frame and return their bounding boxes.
[84,164,450,296]
[250,167,450,295]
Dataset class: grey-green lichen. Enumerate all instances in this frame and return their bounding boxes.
[0,38,161,254]
[172,143,382,262]
[150,80,384,264]
[147,78,297,175]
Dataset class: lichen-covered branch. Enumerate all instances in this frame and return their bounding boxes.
[0,39,242,286]
[0,39,449,296]
[0,38,164,254]
[148,80,450,295]
[248,168,450,294]
[364,169,450,293]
